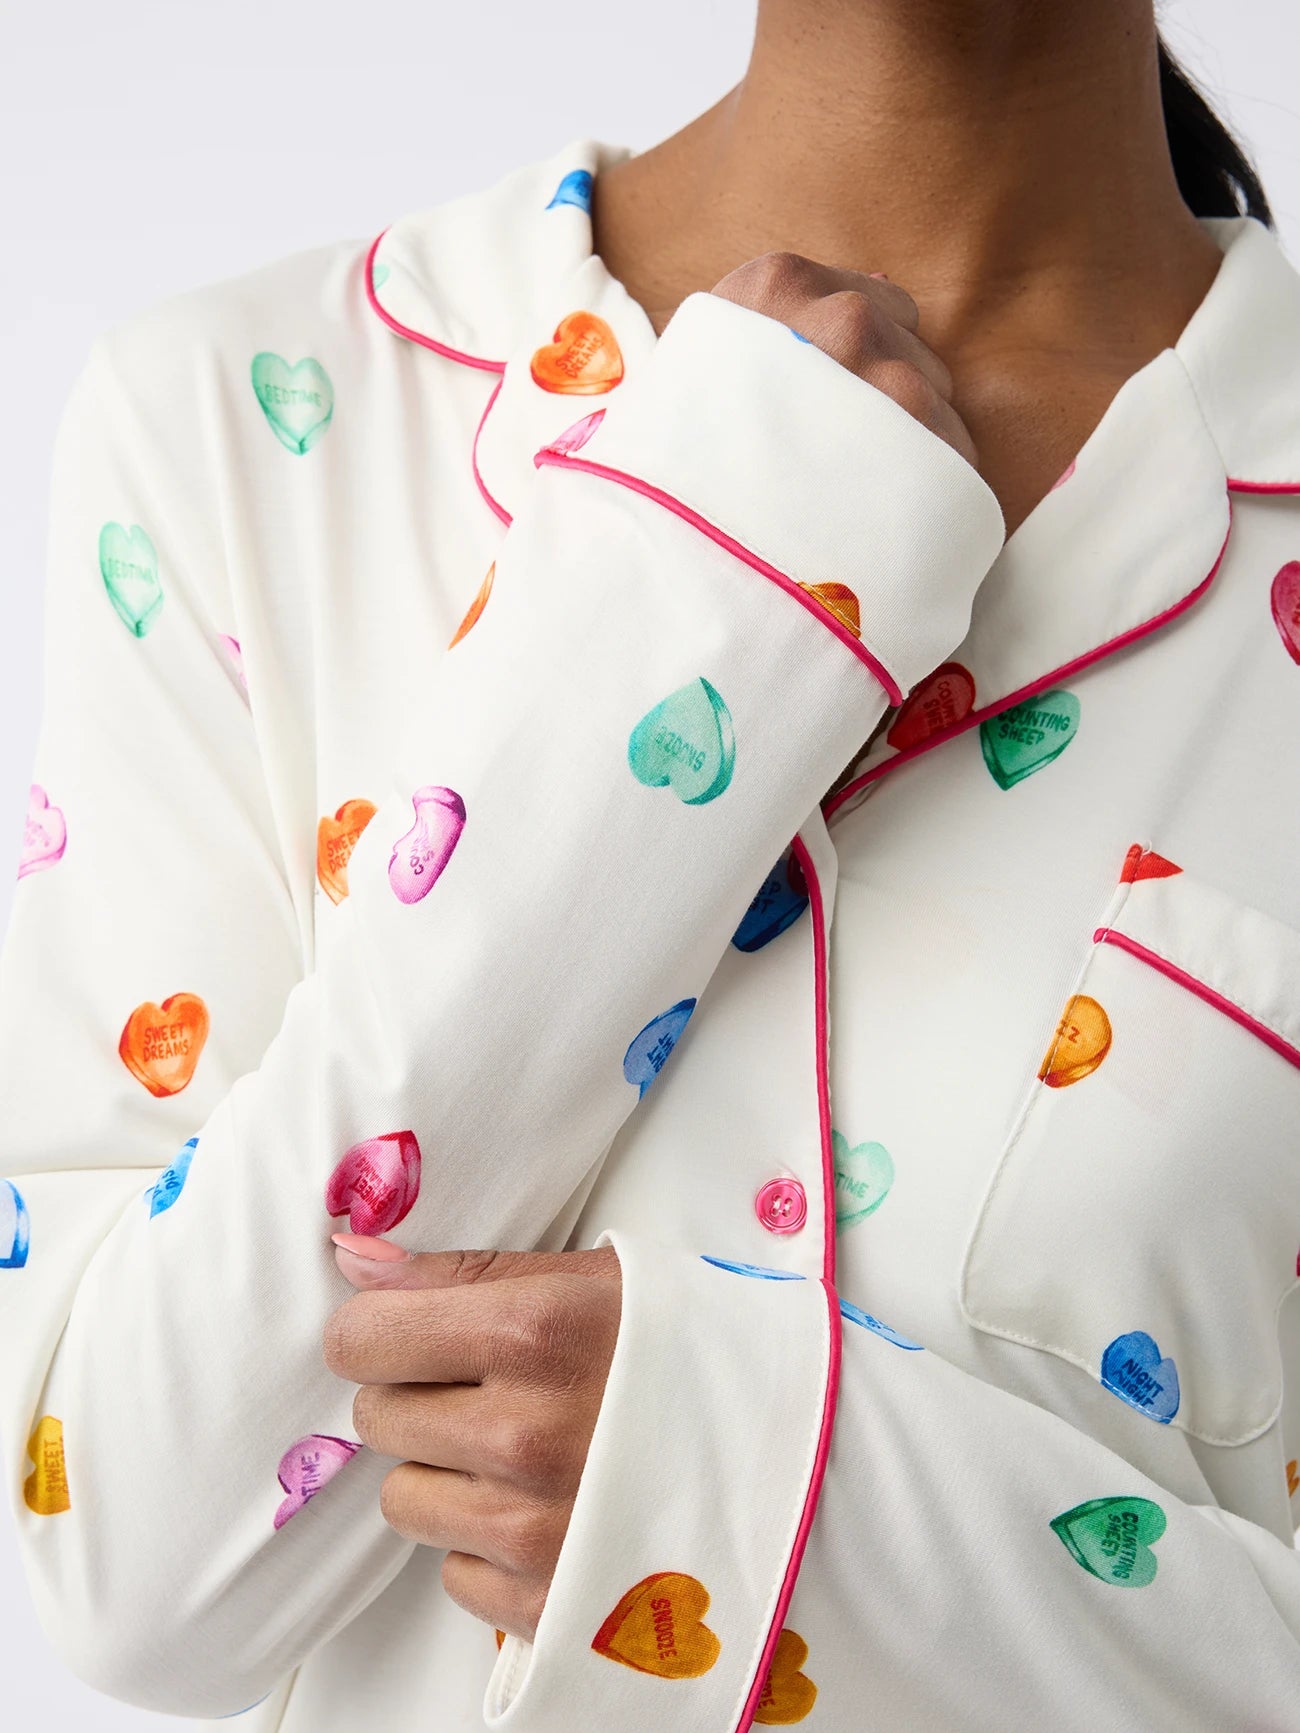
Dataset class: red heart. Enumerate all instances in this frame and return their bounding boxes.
[1120,844,1182,883]
[324,1131,422,1235]
[1270,561,1300,665]
[886,662,976,749]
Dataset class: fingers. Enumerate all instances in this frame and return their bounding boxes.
[331,1239,620,1292]
[440,1548,549,1642]
[711,249,920,333]
[379,1459,566,1586]
[353,1381,588,1495]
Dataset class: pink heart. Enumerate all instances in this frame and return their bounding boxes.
[324,1131,421,1236]
[273,1435,360,1530]
[1271,562,1300,665]
[545,409,606,456]
[388,786,466,904]
[1050,458,1077,491]
[219,633,248,691]
[19,785,66,879]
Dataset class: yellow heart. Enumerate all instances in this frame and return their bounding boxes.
[449,563,495,649]
[1038,993,1112,1088]
[799,582,861,638]
[756,1627,818,1725]
[591,1571,721,1678]
[1287,1460,1298,1498]
[24,1415,70,1515]
[530,312,624,396]
[316,799,378,904]
[119,993,211,1097]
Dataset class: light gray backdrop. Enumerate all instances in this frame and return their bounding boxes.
[2,1,1297,1727]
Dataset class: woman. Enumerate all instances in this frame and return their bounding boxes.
[3,1,1298,1728]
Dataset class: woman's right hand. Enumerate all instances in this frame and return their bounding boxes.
[709,251,978,469]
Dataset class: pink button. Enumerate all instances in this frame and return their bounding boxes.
[755,1178,807,1234]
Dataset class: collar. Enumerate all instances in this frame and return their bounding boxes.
[369,142,1300,807]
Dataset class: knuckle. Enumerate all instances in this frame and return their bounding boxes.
[741,249,814,305]
[869,357,937,421]
[499,1502,560,1576]
[494,1285,561,1365]
[351,1383,384,1449]
[452,1248,505,1285]
[321,1306,355,1378]
[482,1413,550,1481]
[378,1463,413,1534]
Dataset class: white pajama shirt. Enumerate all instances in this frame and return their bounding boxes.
[3,137,1300,1732]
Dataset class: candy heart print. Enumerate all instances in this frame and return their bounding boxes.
[250,354,335,455]
[325,1131,422,1236]
[839,1298,923,1350]
[1050,1496,1166,1587]
[545,168,594,212]
[832,1131,894,1227]
[1,1178,29,1268]
[623,1000,696,1097]
[628,678,735,806]
[979,688,1080,788]
[1271,561,1300,664]
[24,1416,70,1515]
[273,1435,360,1529]
[448,564,495,648]
[1100,1331,1180,1423]
[755,1628,818,1725]
[219,634,248,691]
[119,993,210,1097]
[732,850,808,952]
[19,784,66,878]
[530,312,624,395]
[543,408,606,457]
[388,787,466,904]
[592,1572,721,1678]
[1120,844,1182,883]
[317,799,378,904]
[798,582,861,637]
[887,662,976,750]
[1038,993,1111,1087]
[99,522,163,637]
[701,1256,806,1281]
[145,1136,198,1218]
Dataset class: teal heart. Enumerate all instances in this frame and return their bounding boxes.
[832,1130,894,1227]
[98,522,163,637]
[979,689,1080,789]
[1049,1495,1166,1588]
[627,677,735,805]
[371,261,390,290]
[250,353,334,455]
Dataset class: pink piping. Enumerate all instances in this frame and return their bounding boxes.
[471,380,512,527]
[364,229,505,374]
[735,838,842,1733]
[1227,479,1300,494]
[534,449,905,705]
[823,501,1233,820]
[1093,927,1300,1071]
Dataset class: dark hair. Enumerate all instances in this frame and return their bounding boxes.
[1157,34,1273,226]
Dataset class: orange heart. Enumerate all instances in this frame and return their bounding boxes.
[799,582,861,638]
[449,563,495,648]
[317,799,378,904]
[755,1628,817,1725]
[592,1571,720,1678]
[24,1415,70,1515]
[1038,993,1112,1088]
[119,993,210,1097]
[530,312,624,395]
[494,1628,506,1650]
[1287,1460,1298,1498]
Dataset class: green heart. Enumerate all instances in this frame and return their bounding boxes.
[627,677,735,805]
[250,353,334,455]
[372,261,391,290]
[1050,1496,1166,1588]
[98,522,163,637]
[979,689,1080,789]
[832,1130,894,1227]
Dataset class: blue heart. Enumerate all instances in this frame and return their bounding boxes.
[623,1000,697,1098]
[145,1136,199,1218]
[839,1297,923,1350]
[700,1256,806,1281]
[1100,1330,1180,1422]
[0,1179,29,1269]
[546,169,594,213]
[731,850,809,952]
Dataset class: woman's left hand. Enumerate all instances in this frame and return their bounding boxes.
[323,1240,622,1640]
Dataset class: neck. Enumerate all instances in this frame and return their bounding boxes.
[592,0,1225,534]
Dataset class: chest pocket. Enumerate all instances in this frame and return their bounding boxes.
[960,844,1300,1447]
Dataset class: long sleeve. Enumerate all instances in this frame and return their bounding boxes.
[498,1239,1300,1730]
[0,292,1004,1719]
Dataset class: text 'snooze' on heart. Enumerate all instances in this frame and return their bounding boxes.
[592,1572,721,1678]
[628,678,735,805]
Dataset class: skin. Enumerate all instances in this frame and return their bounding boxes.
[324,0,1232,1641]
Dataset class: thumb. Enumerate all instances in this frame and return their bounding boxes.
[330,1234,619,1290]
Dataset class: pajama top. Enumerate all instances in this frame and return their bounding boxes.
[3,137,1300,1733]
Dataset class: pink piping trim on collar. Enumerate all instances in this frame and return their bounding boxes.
[1227,479,1300,494]
[534,449,904,704]
[1093,926,1300,1071]
[823,497,1233,820]
[734,838,842,1733]
[364,229,506,375]
[472,380,511,527]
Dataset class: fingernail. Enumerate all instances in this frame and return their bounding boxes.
[869,271,889,280]
[331,1232,412,1263]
